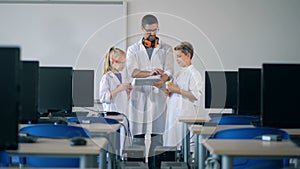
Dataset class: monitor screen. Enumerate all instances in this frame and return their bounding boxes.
[261,63,300,128]
[38,66,73,115]
[72,69,94,107]
[0,46,20,150]
[205,71,238,113]
[237,68,261,116]
[20,61,39,124]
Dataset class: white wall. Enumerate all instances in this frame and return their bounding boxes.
[1,0,300,115]
[126,0,300,116]
[0,1,126,101]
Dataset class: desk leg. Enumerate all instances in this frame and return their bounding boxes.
[182,122,190,163]
[79,156,87,169]
[99,149,107,169]
[294,158,300,168]
[222,155,233,169]
[198,135,206,169]
[194,134,199,169]
[108,132,118,169]
[80,155,97,169]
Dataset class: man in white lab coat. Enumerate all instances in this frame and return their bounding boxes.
[126,14,174,169]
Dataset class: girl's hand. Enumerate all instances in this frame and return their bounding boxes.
[167,83,181,94]
[118,84,128,91]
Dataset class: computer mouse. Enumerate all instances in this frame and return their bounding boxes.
[70,137,87,146]
[54,119,68,125]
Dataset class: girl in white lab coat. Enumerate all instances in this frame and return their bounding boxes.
[99,47,132,155]
[164,42,203,147]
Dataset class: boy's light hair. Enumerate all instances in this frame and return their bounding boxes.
[174,42,194,59]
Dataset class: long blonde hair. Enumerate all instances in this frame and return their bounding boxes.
[102,47,125,75]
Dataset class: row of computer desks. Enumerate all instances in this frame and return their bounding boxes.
[1,47,124,169]
[180,63,300,169]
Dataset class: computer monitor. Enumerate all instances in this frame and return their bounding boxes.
[261,63,300,128]
[20,61,39,124]
[72,69,94,107]
[38,66,73,115]
[205,71,238,114]
[237,68,261,116]
[0,46,20,150]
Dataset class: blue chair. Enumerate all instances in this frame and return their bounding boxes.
[210,127,290,169]
[209,115,259,125]
[0,151,9,167]
[67,116,119,124]
[20,124,91,168]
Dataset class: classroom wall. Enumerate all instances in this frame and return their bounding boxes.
[1,0,300,116]
[126,0,300,116]
[0,0,126,101]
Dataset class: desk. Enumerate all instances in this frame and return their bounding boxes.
[106,115,124,121]
[203,139,300,169]
[7,137,108,169]
[20,123,121,169]
[191,125,300,169]
[178,116,209,164]
[68,123,121,169]
[191,125,252,169]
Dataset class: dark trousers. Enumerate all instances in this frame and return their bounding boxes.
[133,134,163,169]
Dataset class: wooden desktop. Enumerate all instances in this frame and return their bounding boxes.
[7,137,108,169]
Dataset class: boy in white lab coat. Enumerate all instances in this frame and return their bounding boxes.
[164,42,203,148]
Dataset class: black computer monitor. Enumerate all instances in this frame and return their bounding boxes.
[205,71,238,114]
[237,68,261,116]
[38,66,73,115]
[20,61,39,124]
[0,46,20,150]
[261,63,300,128]
[72,69,94,107]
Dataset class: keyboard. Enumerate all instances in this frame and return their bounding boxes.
[19,132,38,143]
[51,111,89,117]
[19,135,38,143]
[208,113,235,118]
[38,117,67,124]
[290,135,300,147]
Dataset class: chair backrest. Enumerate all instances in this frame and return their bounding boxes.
[0,151,9,167]
[20,124,91,138]
[19,124,91,168]
[67,116,119,124]
[210,127,290,169]
[209,115,259,125]
[211,127,289,140]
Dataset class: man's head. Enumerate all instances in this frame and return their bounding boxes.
[141,14,159,38]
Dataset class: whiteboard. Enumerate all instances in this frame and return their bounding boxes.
[0,1,126,101]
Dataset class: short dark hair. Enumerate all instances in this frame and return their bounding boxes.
[141,14,158,27]
[174,42,194,59]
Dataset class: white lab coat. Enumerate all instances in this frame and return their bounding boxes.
[99,70,130,153]
[99,71,129,115]
[126,37,174,136]
[164,65,203,147]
